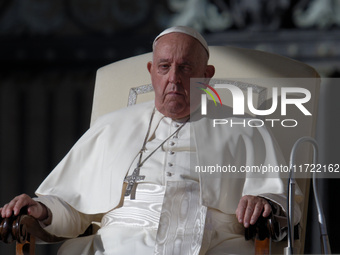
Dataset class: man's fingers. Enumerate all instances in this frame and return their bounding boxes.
[243,201,256,228]
[27,204,40,218]
[1,194,34,218]
[236,195,272,228]
[262,202,272,218]
[236,198,247,224]
[3,199,18,217]
[236,197,256,228]
[0,204,8,218]
[9,195,26,216]
[250,202,264,225]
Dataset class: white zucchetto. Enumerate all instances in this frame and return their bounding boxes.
[153,26,209,57]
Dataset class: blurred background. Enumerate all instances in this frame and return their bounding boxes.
[0,0,339,254]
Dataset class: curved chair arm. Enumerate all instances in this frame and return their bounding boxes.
[245,213,290,255]
[0,213,66,244]
[245,213,287,242]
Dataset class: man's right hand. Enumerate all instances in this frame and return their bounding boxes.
[0,194,48,221]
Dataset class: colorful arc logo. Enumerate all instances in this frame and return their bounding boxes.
[197,82,222,106]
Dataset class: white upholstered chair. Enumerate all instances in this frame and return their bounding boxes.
[91,46,320,254]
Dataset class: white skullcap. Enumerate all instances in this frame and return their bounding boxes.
[153,26,209,57]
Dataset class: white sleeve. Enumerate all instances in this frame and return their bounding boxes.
[34,195,102,238]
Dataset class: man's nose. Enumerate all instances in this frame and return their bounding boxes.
[168,67,181,84]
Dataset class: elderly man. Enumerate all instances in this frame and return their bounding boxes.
[1,26,298,254]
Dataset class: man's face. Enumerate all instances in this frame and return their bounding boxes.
[147,33,214,119]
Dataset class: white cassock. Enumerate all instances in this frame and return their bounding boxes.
[35,101,302,254]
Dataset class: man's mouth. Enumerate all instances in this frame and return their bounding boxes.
[166,91,183,96]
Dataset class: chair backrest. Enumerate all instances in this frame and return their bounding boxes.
[91,46,320,254]
[91,46,319,125]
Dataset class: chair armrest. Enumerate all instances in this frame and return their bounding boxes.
[0,214,66,244]
[245,215,272,241]
[245,213,289,242]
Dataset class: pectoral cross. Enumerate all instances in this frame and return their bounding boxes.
[124,167,145,199]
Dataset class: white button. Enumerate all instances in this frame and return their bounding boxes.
[169,151,175,155]
[169,141,175,146]
[166,172,172,177]
[168,163,173,167]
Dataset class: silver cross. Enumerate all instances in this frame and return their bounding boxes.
[124,167,145,199]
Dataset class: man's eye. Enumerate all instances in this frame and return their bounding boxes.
[181,65,192,72]
[159,64,170,70]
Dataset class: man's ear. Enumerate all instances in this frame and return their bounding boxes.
[205,65,215,78]
[147,61,152,74]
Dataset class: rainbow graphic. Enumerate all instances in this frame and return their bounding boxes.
[197,82,222,106]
